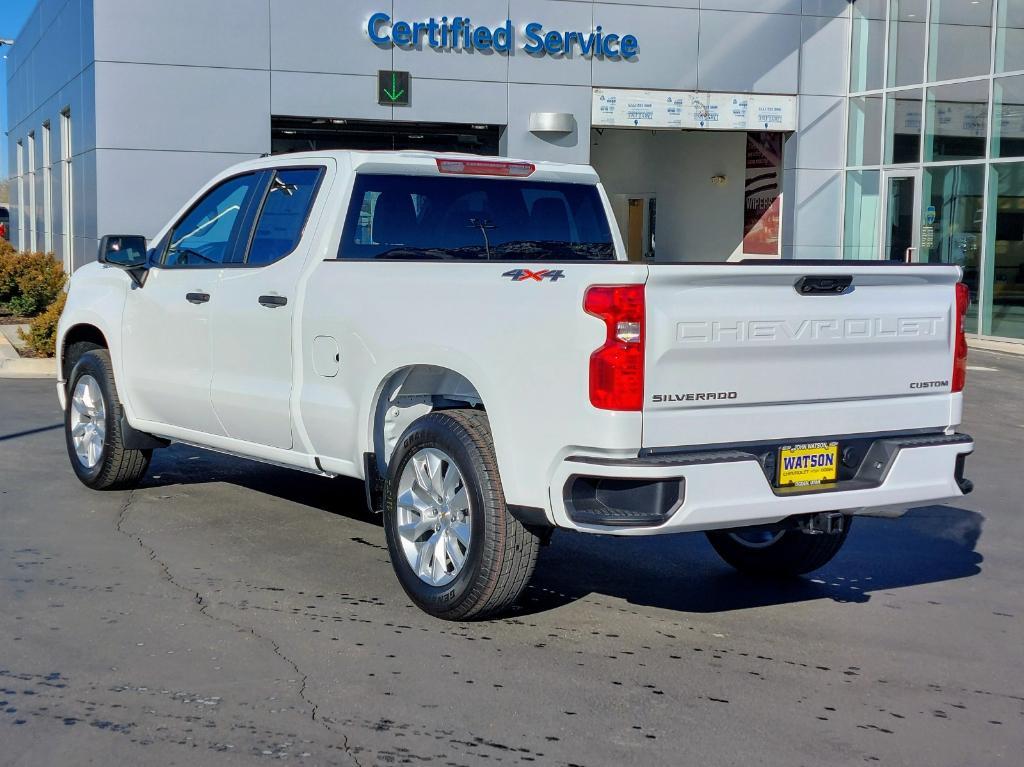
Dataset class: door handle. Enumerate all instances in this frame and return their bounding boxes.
[258,295,288,308]
[186,292,210,304]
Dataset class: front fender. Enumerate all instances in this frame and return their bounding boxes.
[57,263,130,401]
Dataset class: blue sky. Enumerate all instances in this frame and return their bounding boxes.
[1,0,38,178]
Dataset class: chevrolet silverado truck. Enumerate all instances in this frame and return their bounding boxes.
[56,151,974,620]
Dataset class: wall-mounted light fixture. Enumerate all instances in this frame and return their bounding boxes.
[529,112,576,134]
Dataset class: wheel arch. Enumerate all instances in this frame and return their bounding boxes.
[368,364,485,481]
[60,323,110,380]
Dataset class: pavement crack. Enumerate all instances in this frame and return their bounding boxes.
[113,486,363,766]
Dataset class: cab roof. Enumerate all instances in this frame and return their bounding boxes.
[242,149,601,185]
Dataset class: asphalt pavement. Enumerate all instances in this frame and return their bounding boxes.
[1,350,1022,766]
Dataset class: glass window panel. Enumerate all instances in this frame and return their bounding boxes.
[996,0,1024,73]
[921,164,985,331]
[925,80,989,161]
[888,0,928,86]
[886,89,924,163]
[844,170,882,259]
[928,0,994,81]
[247,168,323,265]
[848,95,884,165]
[165,174,257,266]
[851,0,888,92]
[339,174,615,261]
[993,75,1024,157]
[985,162,1024,338]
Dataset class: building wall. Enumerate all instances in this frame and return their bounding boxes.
[6,0,854,264]
[5,0,97,270]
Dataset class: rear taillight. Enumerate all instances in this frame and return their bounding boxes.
[584,285,645,411]
[953,282,969,393]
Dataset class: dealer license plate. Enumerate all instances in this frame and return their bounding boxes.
[777,441,839,488]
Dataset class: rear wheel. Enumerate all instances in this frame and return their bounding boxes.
[65,349,151,490]
[383,409,540,620]
[706,517,852,576]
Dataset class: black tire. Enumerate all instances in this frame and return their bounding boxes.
[64,349,151,490]
[706,517,852,576]
[383,409,540,620]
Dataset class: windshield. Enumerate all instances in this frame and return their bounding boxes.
[339,173,615,261]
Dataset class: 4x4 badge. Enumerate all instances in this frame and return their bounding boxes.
[502,269,565,282]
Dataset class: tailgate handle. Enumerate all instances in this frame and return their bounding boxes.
[795,275,852,295]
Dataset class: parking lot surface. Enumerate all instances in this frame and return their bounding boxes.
[2,350,1023,766]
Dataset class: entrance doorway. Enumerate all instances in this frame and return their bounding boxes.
[271,117,502,156]
[591,128,769,262]
[880,168,923,262]
[622,196,656,262]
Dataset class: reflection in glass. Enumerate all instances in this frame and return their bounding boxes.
[886,89,923,163]
[851,0,887,92]
[985,162,1024,339]
[921,164,985,331]
[993,75,1024,157]
[996,0,1024,73]
[925,80,989,161]
[844,170,881,259]
[929,0,994,81]
[888,0,927,86]
[848,95,884,166]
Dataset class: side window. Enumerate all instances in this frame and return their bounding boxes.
[246,168,324,265]
[164,174,256,266]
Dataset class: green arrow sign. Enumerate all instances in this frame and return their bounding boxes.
[378,70,411,106]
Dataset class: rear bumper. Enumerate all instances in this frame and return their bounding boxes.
[550,433,974,535]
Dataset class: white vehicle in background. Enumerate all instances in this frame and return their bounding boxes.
[56,151,974,620]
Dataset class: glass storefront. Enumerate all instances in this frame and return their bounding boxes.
[921,164,985,331]
[987,163,1024,339]
[844,170,882,259]
[845,0,1024,341]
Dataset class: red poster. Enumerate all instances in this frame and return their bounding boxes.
[743,132,783,256]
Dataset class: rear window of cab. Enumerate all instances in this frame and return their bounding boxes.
[338,173,615,261]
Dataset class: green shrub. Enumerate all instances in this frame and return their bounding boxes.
[0,241,19,301]
[19,290,66,357]
[0,250,66,316]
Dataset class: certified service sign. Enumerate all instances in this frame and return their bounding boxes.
[368,13,638,59]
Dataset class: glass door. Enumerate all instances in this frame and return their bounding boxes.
[880,168,923,261]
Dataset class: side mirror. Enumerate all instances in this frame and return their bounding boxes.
[98,235,149,286]
[98,234,148,268]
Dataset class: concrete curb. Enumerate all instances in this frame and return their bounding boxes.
[0,331,56,379]
[968,337,1024,356]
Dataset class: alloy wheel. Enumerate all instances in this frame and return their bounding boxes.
[395,448,472,587]
[69,374,107,469]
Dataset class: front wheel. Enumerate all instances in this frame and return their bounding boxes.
[706,517,852,576]
[65,349,151,490]
[383,409,540,620]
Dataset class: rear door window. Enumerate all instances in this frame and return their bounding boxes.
[246,168,324,266]
[339,174,614,261]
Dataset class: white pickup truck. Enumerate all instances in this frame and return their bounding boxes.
[57,151,974,620]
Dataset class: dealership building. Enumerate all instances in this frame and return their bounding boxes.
[5,0,1024,341]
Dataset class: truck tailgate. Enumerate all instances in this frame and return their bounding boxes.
[642,264,962,449]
